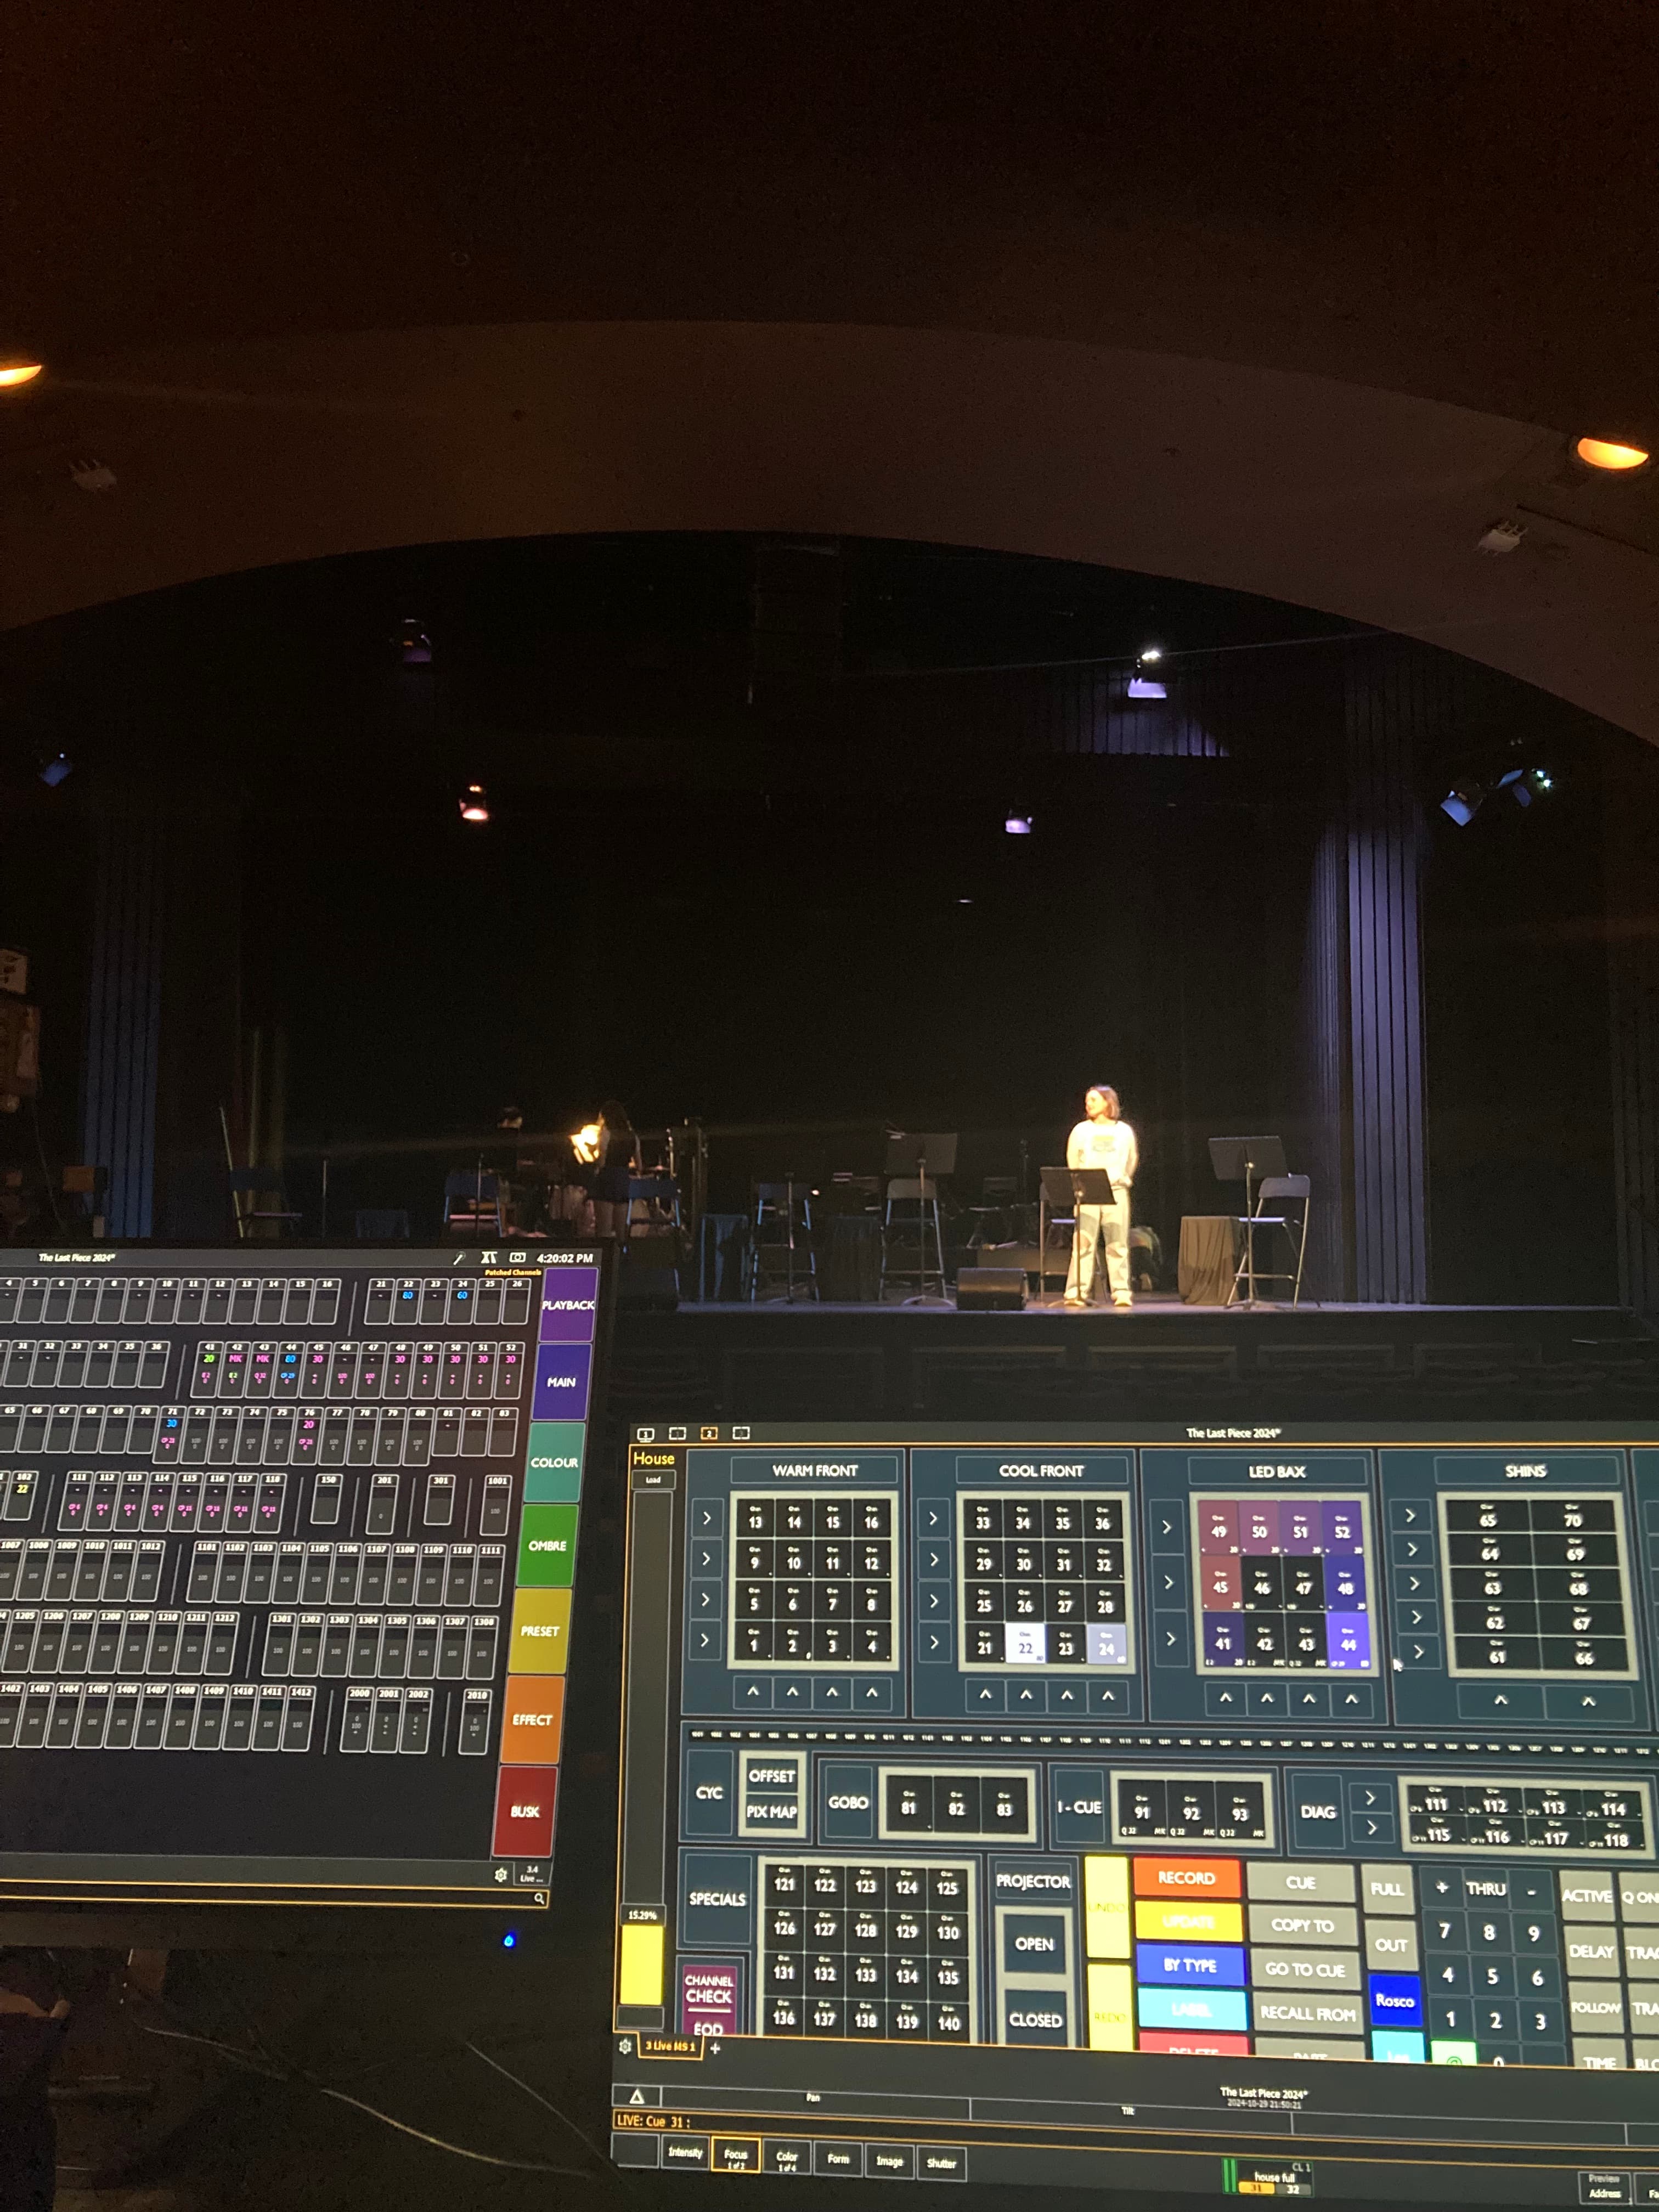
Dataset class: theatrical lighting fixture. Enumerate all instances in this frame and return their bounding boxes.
[397,617,432,665]
[1003,814,1034,836]
[36,753,71,788]
[572,1123,602,1165]
[1476,518,1526,554]
[1575,436,1650,474]
[1441,761,1556,826]
[458,782,490,823]
[1138,644,1164,662]
[0,363,43,391]
[69,458,116,494]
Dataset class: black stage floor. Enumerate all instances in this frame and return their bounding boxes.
[605,1295,1659,1431]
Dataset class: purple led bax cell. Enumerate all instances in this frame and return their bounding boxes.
[1203,1613,1247,1667]
[1280,1502,1320,1554]
[1321,1499,1365,1554]
[1324,1555,1365,1607]
[1239,1500,1280,1553]
[1324,1612,1372,1668]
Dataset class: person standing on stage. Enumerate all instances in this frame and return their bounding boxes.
[1064,1085,1138,1308]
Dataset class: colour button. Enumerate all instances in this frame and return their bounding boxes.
[524,1422,585,1502]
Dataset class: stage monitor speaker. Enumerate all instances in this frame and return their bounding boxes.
[955,1266,1026,1313]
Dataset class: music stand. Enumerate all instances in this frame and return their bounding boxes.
[1039,1166,1116,1304]
[882,1133,957,1304]
[1208,1135,1289,1306]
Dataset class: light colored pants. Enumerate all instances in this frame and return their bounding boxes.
[1066,1200,1132,1302]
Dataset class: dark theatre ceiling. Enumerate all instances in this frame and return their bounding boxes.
[5,4,1659,735]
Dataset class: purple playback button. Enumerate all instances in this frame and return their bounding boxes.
[532,1343,592,1419]
[539,1266,600,1342]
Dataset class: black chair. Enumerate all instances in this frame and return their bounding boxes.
[355,1208,412,1240]
[1229,1173,1311,1307]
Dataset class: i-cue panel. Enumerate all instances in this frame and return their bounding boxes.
[0,1244,607,1906]
[613,1423,1659,2204]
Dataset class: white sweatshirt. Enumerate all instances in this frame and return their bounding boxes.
[1066,1116,1138,1194]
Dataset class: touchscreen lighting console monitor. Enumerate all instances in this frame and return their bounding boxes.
[612,1420,1659,2203]
[0,1245,606,1908]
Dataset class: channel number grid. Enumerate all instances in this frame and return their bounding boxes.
[729,1493,898,1670]
[1193,1494,1376,1674]
[955,1491,1132,1672]
[759,1857,977,2042]
[1437,1494,1638,1679]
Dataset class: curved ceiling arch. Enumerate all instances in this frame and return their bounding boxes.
[6,321,1659,740]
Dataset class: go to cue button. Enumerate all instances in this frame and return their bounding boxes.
[1131,1856,1243,1900]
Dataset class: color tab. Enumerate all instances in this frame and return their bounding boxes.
[1371,2029,1425,2063]
[1136,1943,1247,1988]
[1085,1854,1132,1959]
[1136,1900,1244,1943]
[531,1344,592,1420]
[501,1674,565,1762]
[619,1921,665,2006]
[509,1587,572,1673]
[1086,1963,1135,2050]
[1139,2029,1251,2056]
[539,1267,600,1341]
[525,1422,585,1502]
[1132,1856,1243,1900]
[1136,1986,1250,2034]
[518,1503,579,1587]
[492,1765,557,1857]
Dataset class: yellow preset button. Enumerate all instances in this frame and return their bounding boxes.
[1135,1899,1245,1944]
[1084,1854,1131,1959]
[619,1922,665,2005]
[1086,1963,1135,2050]
[510,1587,572,1673]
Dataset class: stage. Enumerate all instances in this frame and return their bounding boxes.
[603,1294,1659,1433]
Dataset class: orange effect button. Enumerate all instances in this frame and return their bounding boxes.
[1131,1855,1243,1899]
[501,1675,565,1763]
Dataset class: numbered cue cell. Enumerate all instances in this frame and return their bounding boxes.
[1437,1493,1638,1678]
[1192,1493,1376,1674]
[1401,1775,1651,1856]
[728,1491,898,1669]
[956,1491,1133,1670]
[758,1857,978,2042]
